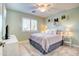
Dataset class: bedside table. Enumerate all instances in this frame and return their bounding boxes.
[63,36,72,47]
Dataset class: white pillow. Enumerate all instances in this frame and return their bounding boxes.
[45,29,56,35]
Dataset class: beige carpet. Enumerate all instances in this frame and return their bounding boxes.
[19,41,79,56]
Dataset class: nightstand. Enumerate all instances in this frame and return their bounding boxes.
[63,25,73,47]
[63,36,72,47]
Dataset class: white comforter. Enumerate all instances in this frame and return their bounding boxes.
[30,33,62,52]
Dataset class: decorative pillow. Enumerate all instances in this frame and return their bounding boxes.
[45,29,56,35]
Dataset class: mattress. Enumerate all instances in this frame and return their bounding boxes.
[30,33,62,52]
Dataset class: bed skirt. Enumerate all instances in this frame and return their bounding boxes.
[29,39,63,54]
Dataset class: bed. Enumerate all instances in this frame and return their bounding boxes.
[29,32,63,54]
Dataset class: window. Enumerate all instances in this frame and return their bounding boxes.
[22,18,37,31]
[31,20,37,31]
[22,18,30,31]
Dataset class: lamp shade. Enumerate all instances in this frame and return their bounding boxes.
[40,24,47,32]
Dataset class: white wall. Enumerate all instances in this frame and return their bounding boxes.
[6,9,45,41]
[46,7,79,46]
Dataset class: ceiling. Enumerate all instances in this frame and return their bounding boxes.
[6,3,79,18]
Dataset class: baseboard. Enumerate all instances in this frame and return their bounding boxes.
[19,40,29,44]
[72,44,79,48]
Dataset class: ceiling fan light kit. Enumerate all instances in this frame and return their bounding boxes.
[35,3,53,12]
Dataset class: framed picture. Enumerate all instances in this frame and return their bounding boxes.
[61,15,66,20]
[54,18,59,22]
[53,18,59,25]
[48,19,50,22]
[61,15,69,20]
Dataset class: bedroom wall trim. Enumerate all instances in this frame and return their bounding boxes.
[72,44,79,48]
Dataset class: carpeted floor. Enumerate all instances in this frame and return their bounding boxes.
[19,41,79,56]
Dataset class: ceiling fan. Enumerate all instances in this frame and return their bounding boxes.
[28,3,54,13]
[34,3,53,12]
